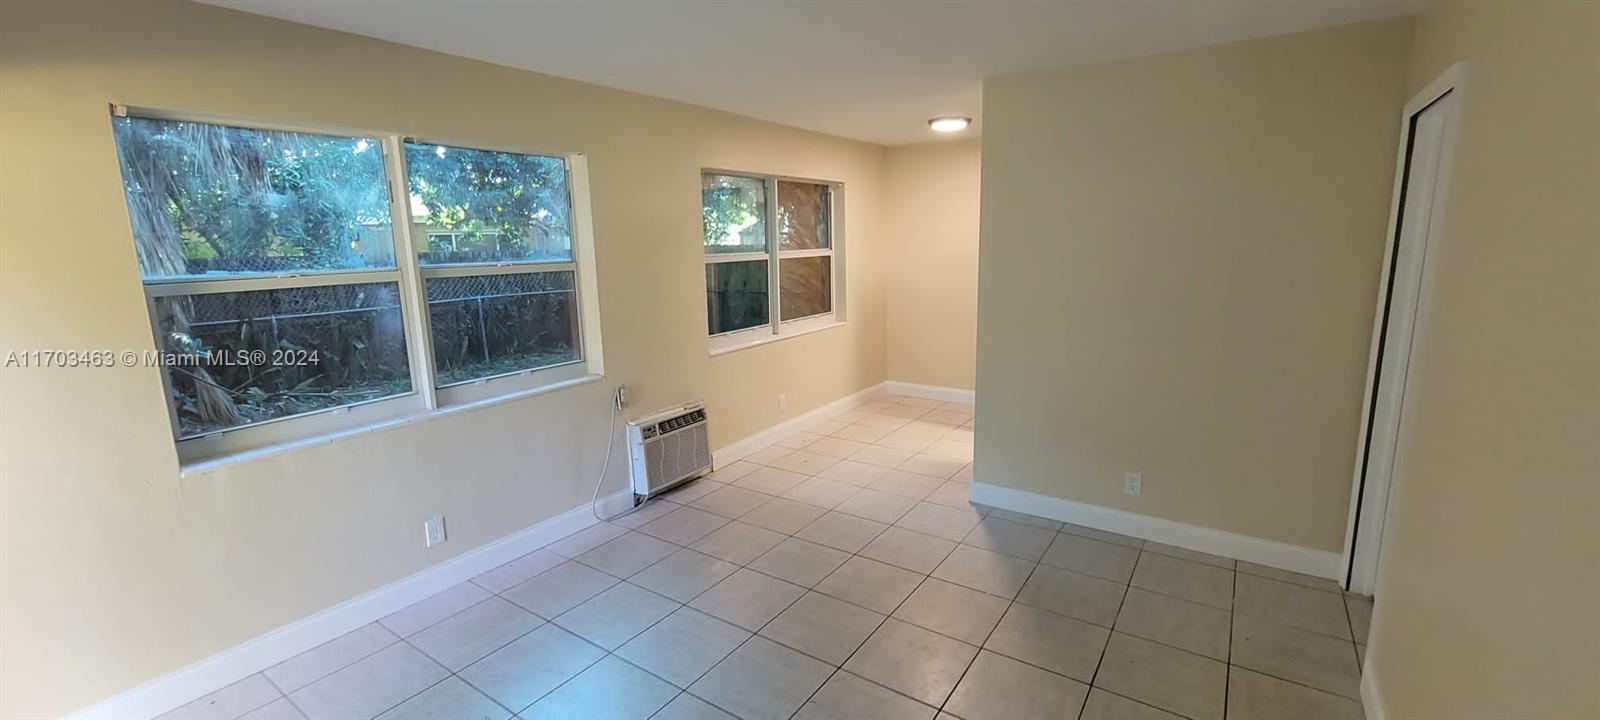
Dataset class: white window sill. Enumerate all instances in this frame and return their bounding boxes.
[179,373,605,478]
[709,320,845,357]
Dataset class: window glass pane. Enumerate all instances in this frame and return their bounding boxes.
[154,283,411,438]
[781,256,832,320]
[777,181,831,250]
[405,142,572,265]
[703,174,768,254]
[425,272,580,386]
[706,261,769,334]
[111,117,394,280]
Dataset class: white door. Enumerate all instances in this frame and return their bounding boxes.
[1344,79,1461,595]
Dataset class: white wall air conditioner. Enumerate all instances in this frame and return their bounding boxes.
[626,401,712,503]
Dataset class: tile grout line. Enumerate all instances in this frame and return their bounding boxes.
[1223,558,1238,719]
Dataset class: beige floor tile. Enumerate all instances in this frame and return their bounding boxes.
[1345,593,1373,643]
[1015,564,1127,627]
[931,544,1035,598]
[834,423,895,443]
[738,497,828,535]
[264,622,397,693]
[501,561,618,619]
[804,436,870,459]
[807,418,850,435]
[815,556,925,613]
[692,521,788,564]
[458,624,605,713]
[611,497,685,529]
[760,591,885,664]
[374,676,508,720]
[523,655,678,720]
[629,548,740,603]
[409,596,543,670]
[1142,542,1236,569]
[777,431,825,449]
[858,526,957,574]
[816,459,891,486]
[1231,615,1362,699]
[472,548,566,593]
[796,511,889,553]
[744,445,795,466]
[288,642,448,720]
[749,537,851,587]
[892,578,1010,645]
[1130,552,1233,610]
[897,454,967,480]
[795,672,938,720]
[616,607,751,688]
[924,480,980,511]
[660,477,726,505]
[875,432,937,453]
[1059,522,1143,549]
[783,477,861,509]
[637,506,731,546]
[553,582,679,650]
[1113,587,1230,660]
[1094,633,1226,720]
[547,522,630,558]
[1227,667,1364,720]
[945,650,1089,720]
[844,619,979,707]
[157,675,282,720]
[922,439,975,462]
[1078,689,1184,720]
[689,568,806,631]
[984,602,1109,682]
[690,636,835,720]
[836,487,921,524]
[1042,533,1141,583]
[379,582,493,638]
[691,486,772,519]
[703,461,760,484]
[238,697,306,720]
[1238,561,1343,593]
[736,465,811,496]
[576,531,679,578]
[869,469,944,499]
[654,693,737,720]
[772,450,842,475]
[1235,573,1351,639]
[964,516,1058,561]
[895,502,984,542]
[850,445,916,468]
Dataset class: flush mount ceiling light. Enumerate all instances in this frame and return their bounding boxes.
[928,116,972,133]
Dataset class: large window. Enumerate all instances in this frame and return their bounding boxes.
[702,172,839,351]
[110,111,596,462]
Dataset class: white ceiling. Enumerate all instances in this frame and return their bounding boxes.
[201,0,1422,146]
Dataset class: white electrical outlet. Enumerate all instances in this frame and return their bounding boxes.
[424,515,447,547]
[778,394,788,411]
[1124,472,1142,496]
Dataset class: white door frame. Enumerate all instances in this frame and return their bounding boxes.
[1340,62,1467,595]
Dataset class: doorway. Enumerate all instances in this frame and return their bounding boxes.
[1341,64,1465,596]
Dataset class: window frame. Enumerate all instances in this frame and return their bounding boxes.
[113,106,604,466]
[702,169,843,355]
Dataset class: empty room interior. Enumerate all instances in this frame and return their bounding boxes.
[1,1,1596,719]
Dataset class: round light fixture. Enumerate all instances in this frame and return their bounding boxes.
[928,116,972,133]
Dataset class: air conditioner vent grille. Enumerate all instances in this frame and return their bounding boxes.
[627,402,712,501]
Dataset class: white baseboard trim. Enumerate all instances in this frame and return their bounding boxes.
[69,490,630,720]
[884,380,975,405]
[969,482,1343,579]
[712,382,888,467]
[1361,655,1385,720]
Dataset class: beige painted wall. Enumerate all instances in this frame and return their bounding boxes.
[1366,1,1600,717]
[976,18,1415,552]
[0,1,888,715]
[886,140,981,390]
